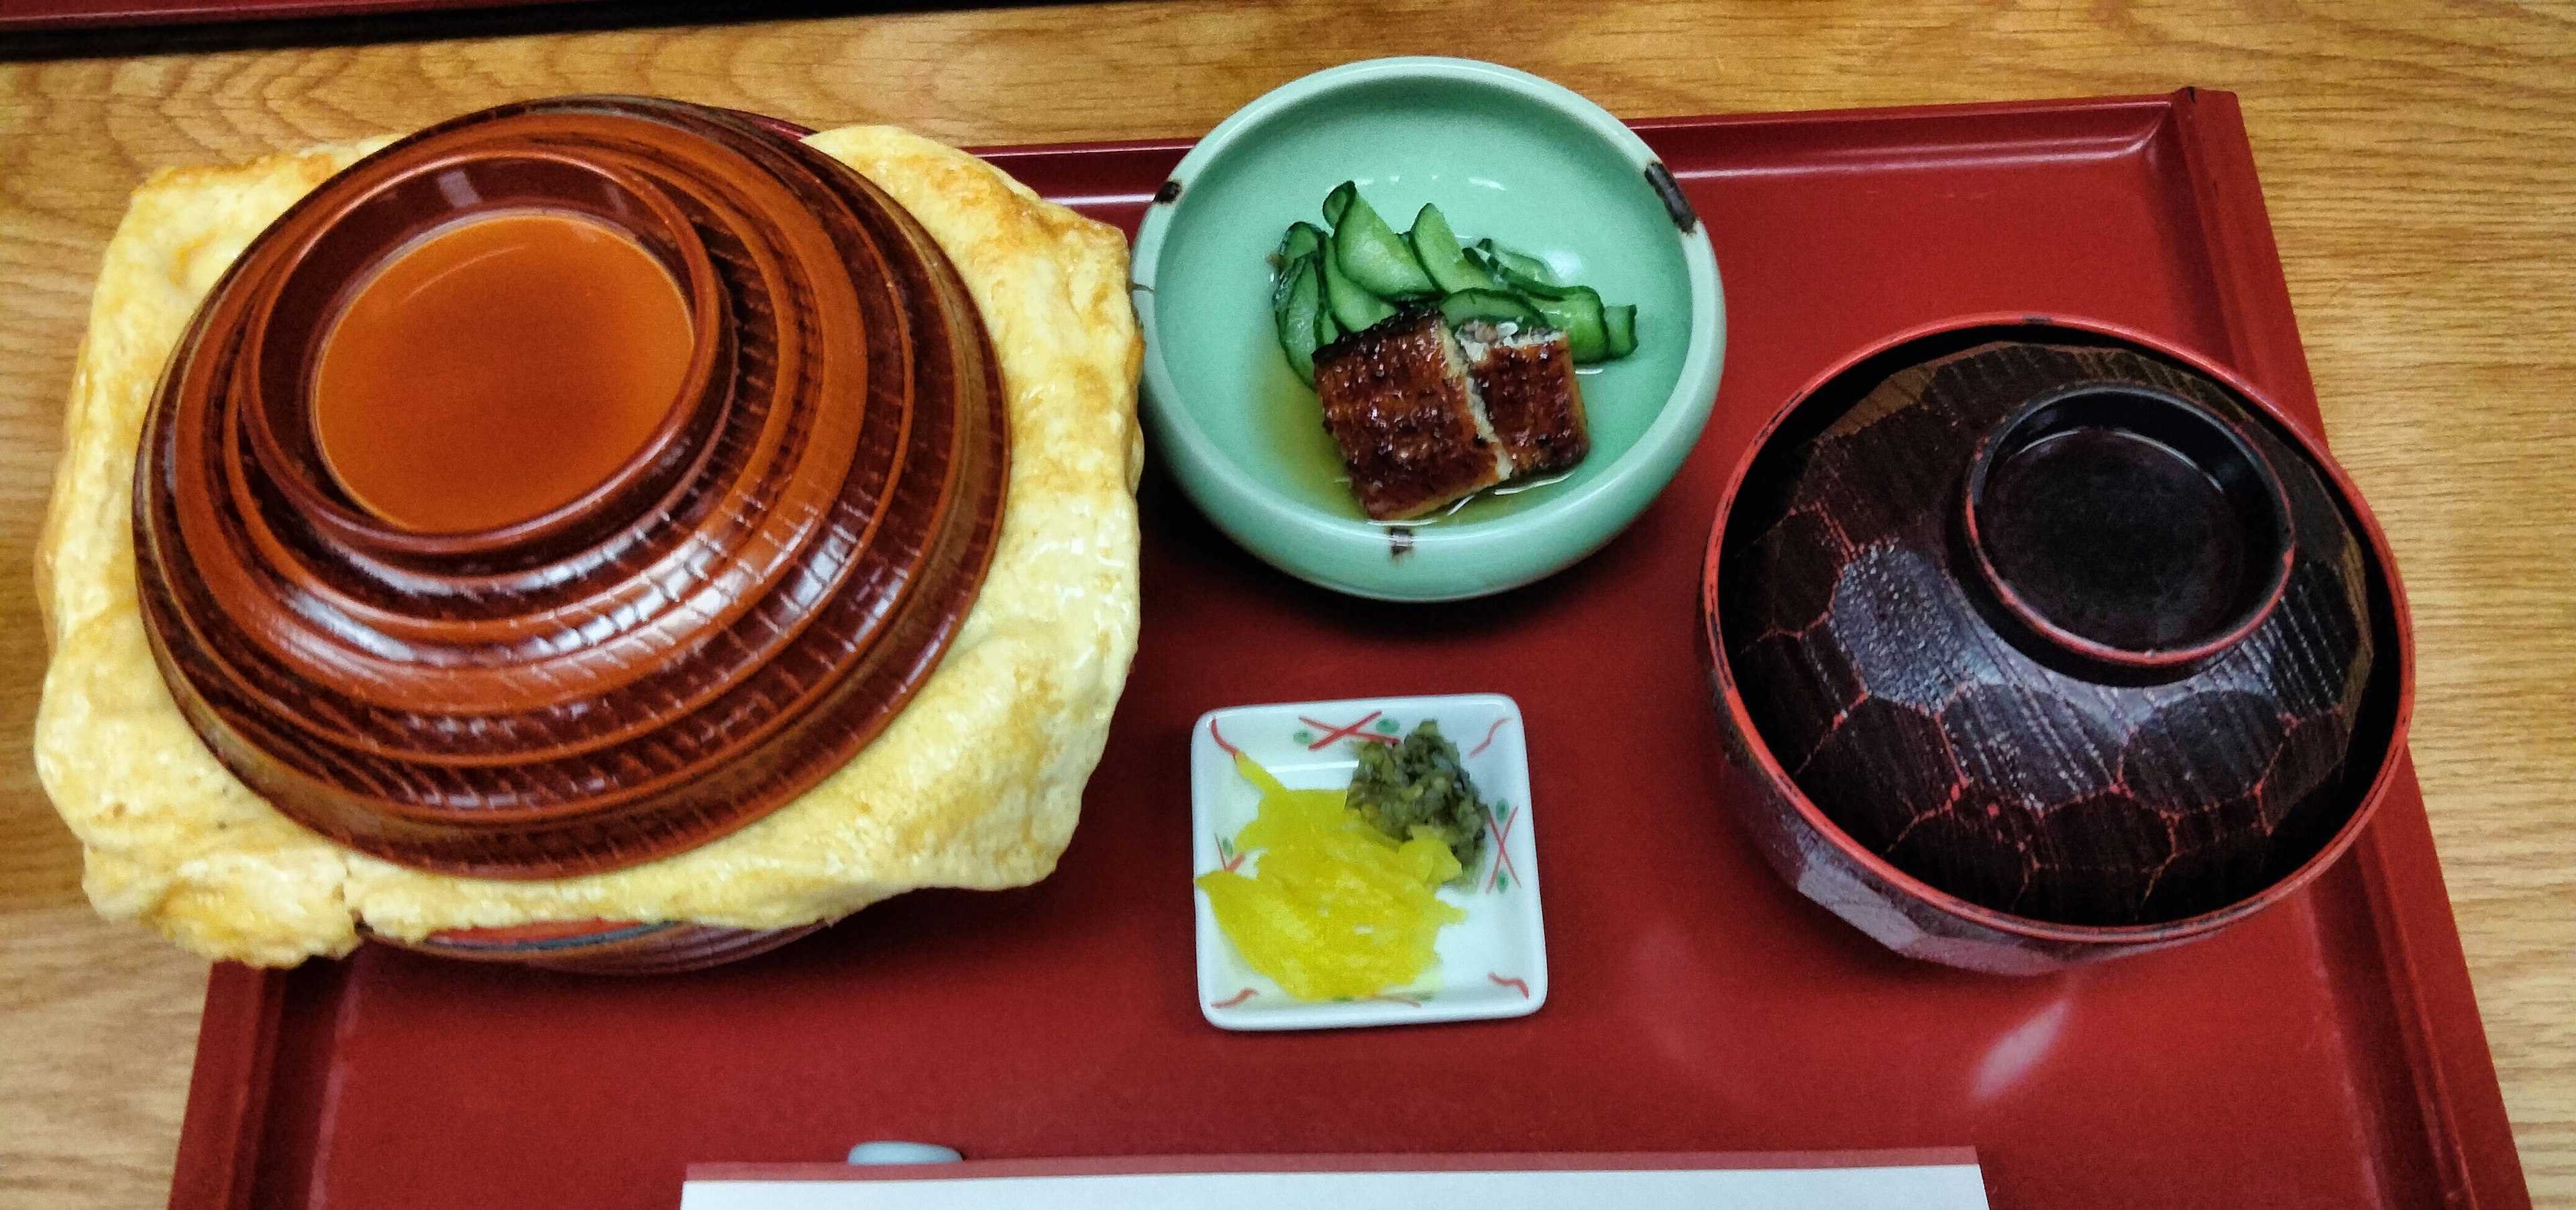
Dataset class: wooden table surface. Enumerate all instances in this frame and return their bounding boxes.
[2,2,2569,1206]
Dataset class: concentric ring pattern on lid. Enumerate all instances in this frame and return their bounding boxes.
[132,96,1009,879]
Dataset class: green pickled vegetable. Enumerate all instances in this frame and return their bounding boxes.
[1268,187,1644,380]
[1319,235,1397,333]
[1601,302,1638,360]
[1333,188,1440,300]
[1408,204,1495,294]
[1527,286,1609,362]
[1346,721,1489,888]
[1474,239,1560,290]
[1438,288,1546,329]
[1322,180,1358,229]
[1273,258,1324,383]
[1278,221,1326,266]
[1271,251,1307,319]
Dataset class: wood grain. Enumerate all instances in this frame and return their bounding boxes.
[3,2,2569,1206]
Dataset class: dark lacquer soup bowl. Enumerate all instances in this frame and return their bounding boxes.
[135,97,1006,972]
[1699,316,2412,974]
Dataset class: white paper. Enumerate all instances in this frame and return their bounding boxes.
[682,1164,1991,1210]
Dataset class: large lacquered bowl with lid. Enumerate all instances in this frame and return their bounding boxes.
[134,97,1008,972]
[1699,315,2412,975]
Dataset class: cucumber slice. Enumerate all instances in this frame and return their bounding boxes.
[1322,181,1357,229]
[1277,222,1325,268]
[1475,239,1560,288]
[1271,250,1313,318]
[1320,239,1397,333]
[1407,205,1495,293]
[1527,286,1609,362]
[1334,192,1439,299]
[1274,259,1324,384]
[1479,246,1580,301]
[1438,288,1546,329]
[1271,225,1328,325]
[1291,190,1641,364]
[1498,270,1578,300]
[1601,303,1638,360]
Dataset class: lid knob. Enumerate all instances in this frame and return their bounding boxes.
[1960,382,2296,677]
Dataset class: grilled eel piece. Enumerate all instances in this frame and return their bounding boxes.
[1455,318,1589,477]
[1313,309,1589,520]
[1311,310,1508,520]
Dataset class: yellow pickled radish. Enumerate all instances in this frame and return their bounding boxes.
[1197,751,1467,1001]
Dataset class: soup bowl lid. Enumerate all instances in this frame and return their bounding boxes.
[1704,314,2412,940]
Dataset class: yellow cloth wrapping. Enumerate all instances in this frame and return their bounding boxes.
[32,125,1143,967]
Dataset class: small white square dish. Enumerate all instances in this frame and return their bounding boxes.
[1190,693,1547,1031]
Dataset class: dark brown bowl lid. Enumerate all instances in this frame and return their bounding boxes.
[1715,327,2403,927]
[132,96,1009,879]
[1961,380,2297,673]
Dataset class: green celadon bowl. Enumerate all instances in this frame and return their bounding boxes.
[1132,56,1725,600]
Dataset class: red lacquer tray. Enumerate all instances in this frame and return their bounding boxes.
[166,90,2530,1210]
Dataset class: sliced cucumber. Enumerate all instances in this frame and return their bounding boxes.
[1277,188,1641,374]
[1439,288,1546,329]
[1274,258,1325,383]
[1322,181,1357,229]
[1474,239,1560,288]
[1480,249,1581,302]
[1495,266,1578,300]
[1408,205,1495,294]
[1527,286,1609,362]
[1334,192,1439,299]
[1278,222,1325,267]
[1271,226,1328,327]
[1320,238,1397,333]
[1601,303,1638,360]
[1271,250,1312,318]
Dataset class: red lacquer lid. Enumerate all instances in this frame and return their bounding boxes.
[132,96,1008,879]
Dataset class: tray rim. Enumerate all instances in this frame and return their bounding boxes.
[162,87,2530,1210]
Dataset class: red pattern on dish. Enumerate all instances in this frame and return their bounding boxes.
[1299,711,1399,749]
[1483,800,1522,893]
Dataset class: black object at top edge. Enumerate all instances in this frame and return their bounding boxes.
[1646,162,1699,234]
